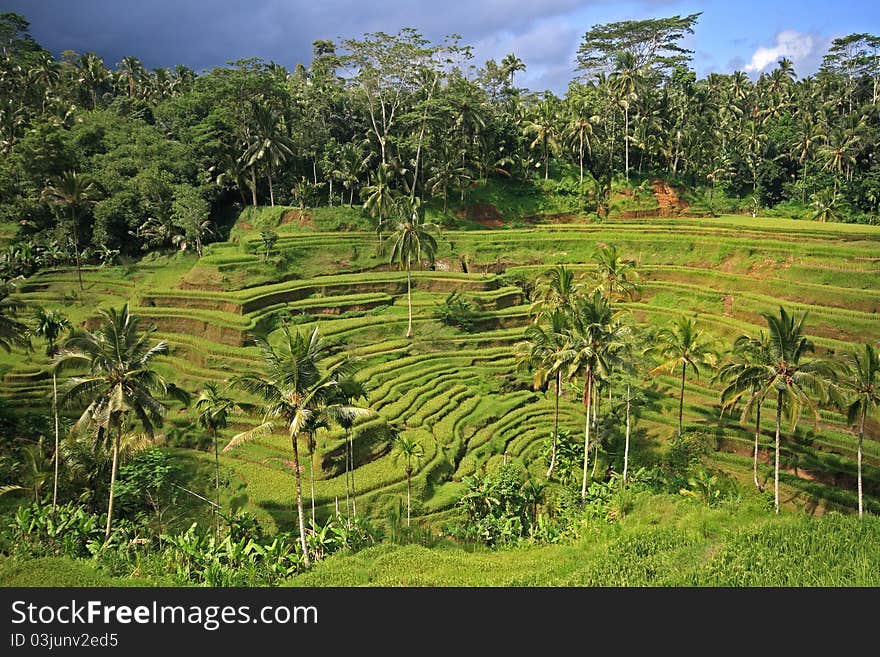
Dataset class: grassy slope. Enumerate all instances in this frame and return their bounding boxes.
[1,189,878,538]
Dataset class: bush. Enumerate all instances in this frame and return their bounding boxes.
[433,291,482,332]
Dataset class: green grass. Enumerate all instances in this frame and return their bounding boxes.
[284,493,880,586]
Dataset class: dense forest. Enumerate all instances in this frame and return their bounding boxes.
[1,11,879,281]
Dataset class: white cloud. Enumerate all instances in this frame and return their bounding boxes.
[744,30,819,73]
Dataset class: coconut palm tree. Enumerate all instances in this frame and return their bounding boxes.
[243,103,295,207]
[31,308,71,510]
[609,52,643,183]
[326,373,369,518]
[225,326,370,566]
[515,309,571,477]
[593,244,640,302]
[719,331,773,491]
[565,291,630,499]
[195,382,253,532]
[41,171,103,291]
[523,97,561,180]
[718,307,836,513]
[564,112,595,185]
[386,197,438,339]
[54,304,184,538]
[530,264,582,321]
[362,164,396,244]
[646,316,717,438]
[392,434,424,527]
[0,280,28,354]
[837,343,879,517]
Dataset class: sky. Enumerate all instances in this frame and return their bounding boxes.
[3,0,879,94]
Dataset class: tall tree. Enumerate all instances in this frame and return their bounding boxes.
[225,326,369,565]
[719,331,773,491]
[718,307,836,513]
[195,382,252,533]
[516,309,571,477]
[566,291,630,498]
[392,433,424,527]
[646,316,717,438]
[55,304,183,538]
[41,171,103,291]
[837,344,879,517]
[576,13,701,78]
[31,308,71,510]
[386,197,438,339]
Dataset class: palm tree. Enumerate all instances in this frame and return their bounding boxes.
[523,97,561,180]
[609,52,643,183]
[593,244,640,302]
[646,316,717,438]
[362,164,395,243]
[41,171,103,291]
[719,331,773,491]
[530,264,582,320]
[243,103,295,207]
[117,56,144,99]
[515,309,570,477]
[838,344,879,517]
[719,307,836,513]
[31,308,71,510]
[76,52,109,109]
[54,304,183,538]
[0,280,28,354]
[500,53,526,87]
[392,434,424,527]
[225,326,370,566]
[386,198,438,339]
[333,141,368,207]
[564,113,595,185]
[195,383,253,532]
[327,373,369,518]
[565,291,630,499]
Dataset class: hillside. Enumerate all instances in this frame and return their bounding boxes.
[2,205,878,537]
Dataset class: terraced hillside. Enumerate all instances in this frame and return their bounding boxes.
[3,212,878,531]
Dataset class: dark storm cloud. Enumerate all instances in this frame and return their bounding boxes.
[4,0,594,71]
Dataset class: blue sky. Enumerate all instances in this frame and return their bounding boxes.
[4,0,879,94]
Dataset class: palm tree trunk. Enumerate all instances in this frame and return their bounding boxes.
[623,384,631,483]
[71,209,84,292]
[349,188,354,207]
[579,132,584,185]
[250,167,258,207]
[858,406,865,518]
[774,391,782,514]
[349,432,357,516]
[344,429,351,516]
[328,178,333,207]
[104,418,122,539]
[268,171,274,207]
[581,373,592,500]
[801,159,808,204]
[546,371,560,477]
[678,364,686,437]
[52,371,59,511]
[406,468,411,527]
[753,404,762,491]
[405,259,413,339]
[308,437,316,525]
[624,106,630,183]
[213,430,221,537]
[291,431,310,566]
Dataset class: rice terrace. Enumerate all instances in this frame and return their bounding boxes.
[0,7,879,588]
